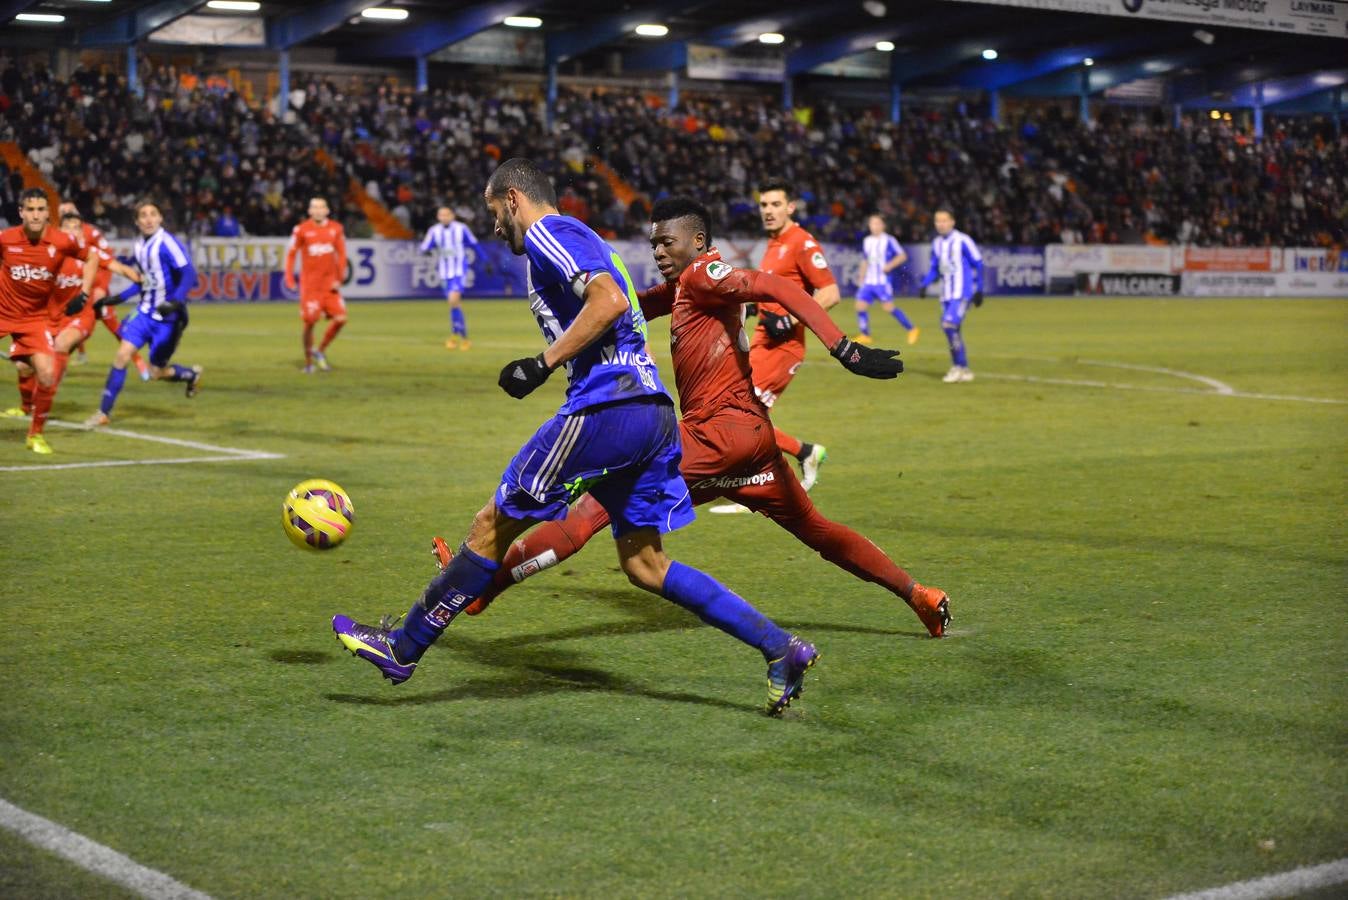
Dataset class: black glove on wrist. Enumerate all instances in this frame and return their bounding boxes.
[64,291,88,317]
[918,284,929,299]
[972,290,984,307]
[498,353,552,399]
[830,336,903,379]
[760,310,794,341]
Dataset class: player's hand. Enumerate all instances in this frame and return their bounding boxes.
[498,353,552,399]
[972,290,984,307]
[760,310,794,341]
[92,298,108,317]
[155,300,183,316]
[830,337,903,379]
[284,276,297,292]
[918,284,928,299]
[64,291,88,317]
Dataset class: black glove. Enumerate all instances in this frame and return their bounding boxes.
[92,297,108,317]
[155,300,184,316]
[972,290,984,307]
[64,291,88,317]
[498,353,552,399]
[918,284,929,299]
[760,310,794,341]
[743,302,757,317]
[830,337,903,379]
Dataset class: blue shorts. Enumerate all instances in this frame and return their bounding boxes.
[496,397,695,536]
[120,311,187,367]
[941,297,973,328]
[443,276,466,295]
[857,283,893,303]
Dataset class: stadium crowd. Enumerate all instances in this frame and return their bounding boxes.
[2,58,1345,247]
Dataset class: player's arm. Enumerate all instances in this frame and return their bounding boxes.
[498,272,629,399]
[635,281,675,321]
[965,239,985,305]
[96,278,142,311]
[884,243,908,272]
[419,228,434,253]
[334,225,348,285]
[107,258,139,281]
[918,246,940,296]
[748,271,901,379]
[284,229,301,290]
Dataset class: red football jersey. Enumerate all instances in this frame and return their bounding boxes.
[754,221,836,353]
[0,225,89,321]
[639,249,845,425]
[79,221,110,254]
[48,248,111,326]
[285,219,348,295]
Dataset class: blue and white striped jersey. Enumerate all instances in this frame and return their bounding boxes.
[862,233,904,286]
[118,228,196,322]
[923,229,983,301]
[420,221,479,280]
[523,214,668,416]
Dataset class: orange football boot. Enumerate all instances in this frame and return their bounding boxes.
[909,583,951,638]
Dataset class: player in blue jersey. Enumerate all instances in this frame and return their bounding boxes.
[83,200,202,427]
[420,206,480,350]
[853,214,918,346]
[919,207,984,383]
[333,158,818,715]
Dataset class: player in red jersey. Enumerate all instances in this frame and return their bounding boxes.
[57,203,149,379]
[710,181,838,512]
[0,189,97,454]
[284,197,349,373]
[434,198,951,637]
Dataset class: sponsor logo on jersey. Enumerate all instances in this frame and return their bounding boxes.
[8,264,55,283]
[810,251,828,269]
[706,261,733,281]
[692,469,776,491]
[307,242,336,256]
[56,272,82,289]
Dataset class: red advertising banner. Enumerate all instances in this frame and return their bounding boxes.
[1182,248,1281,272]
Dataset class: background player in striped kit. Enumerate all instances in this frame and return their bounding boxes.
[83,200,201,428]
[853,214,918,346]
[420,205,480,349]
[58,201,149,379]
[919,207,984,383]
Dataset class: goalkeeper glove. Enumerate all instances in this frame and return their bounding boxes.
[64,291,88,317]
[918,284,929,299]
[972,290,984,307]
[830,336,903,379]
[498,353,553,399]
[760,310,795,341]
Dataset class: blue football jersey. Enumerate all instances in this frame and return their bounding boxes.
[523,214,668,415]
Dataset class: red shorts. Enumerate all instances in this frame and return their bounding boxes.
[680,407,812,519]
[300,291,346,324]
[0,313,54,359]
[51,304,97,342]
[748,334,806,409]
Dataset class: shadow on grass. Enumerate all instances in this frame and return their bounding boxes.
[270,649,332,664]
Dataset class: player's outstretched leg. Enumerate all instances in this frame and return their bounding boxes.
[773,429,828,492]
[766,636,820,716]
[316,317,345,369]
[854,301,873,345]
[886,303,919,345]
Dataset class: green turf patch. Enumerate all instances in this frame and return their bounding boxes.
[1,298,1344,898]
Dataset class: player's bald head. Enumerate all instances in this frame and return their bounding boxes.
[484,158,558,208]
[650,196,713,249]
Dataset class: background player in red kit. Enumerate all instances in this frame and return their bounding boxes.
[58,203,149,379]
[284,197,348,373]
[0,189,97,454]
[435,198,951,638]
[711,181,838,512]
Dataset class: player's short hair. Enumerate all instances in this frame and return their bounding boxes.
[19,188,48,206]
[868,213,885,222]
[758,180,792,199]
[61,211,82,224]
[485,158,558,208]
[437,205,454,216]
[134,198,162,216]
[934,206,956,218]
[650,196,713,247]
[309,196,329,206]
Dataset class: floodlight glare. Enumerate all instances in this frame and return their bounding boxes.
[206,0,261,9]
[1083,57,1094,67]
[982,49,998,60]
[635,24,669,37]
[361,6,408,20]
[875,41,895,52]
[759,32,785,44]
[15,12,65,20]
[504,16,542,28]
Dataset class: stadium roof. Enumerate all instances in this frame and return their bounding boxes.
[3,0,1346,112]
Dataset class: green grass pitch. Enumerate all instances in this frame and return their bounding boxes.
[1,297,1344,898]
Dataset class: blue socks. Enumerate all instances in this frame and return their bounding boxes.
[944,327,967,367]
[661,561,790,660]
[857,310,870,336]
[891,307,914,330]
[166,364,195,382]
[450,306,467,338]
[100,367,127,415]
[393,544,499,663]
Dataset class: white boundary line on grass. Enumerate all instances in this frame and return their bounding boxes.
[1164,856,1348,900]
[0,796,213,900]
[0,419,284,473]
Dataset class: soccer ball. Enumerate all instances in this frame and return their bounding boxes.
[282,479,355,550]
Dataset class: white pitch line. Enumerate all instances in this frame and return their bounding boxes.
[1164,857,1348,900]
[44,419,273,457]
[0,796,213,900]
[979,372,1347,405]
[0,453,280,473]
[1078,359,1236,394]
